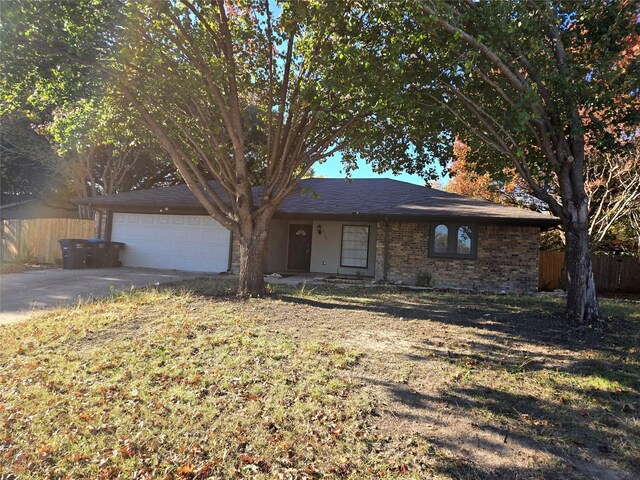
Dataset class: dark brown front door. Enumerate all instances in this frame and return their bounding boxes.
[287,224,312,271]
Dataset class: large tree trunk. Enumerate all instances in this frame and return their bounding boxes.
[237,221,269,297]
[564,202,599,325]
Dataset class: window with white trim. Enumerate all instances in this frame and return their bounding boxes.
[341,225,370,268]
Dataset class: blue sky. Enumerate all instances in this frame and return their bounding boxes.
[313,153,448,186]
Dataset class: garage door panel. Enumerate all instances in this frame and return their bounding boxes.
[171,230,190,242]
[156,234,174,244]
[202,229,224,242]
[111,213,230,272]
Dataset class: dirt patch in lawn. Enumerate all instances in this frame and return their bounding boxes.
[264,286,639,479]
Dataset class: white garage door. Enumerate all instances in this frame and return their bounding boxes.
[111,213,231,272]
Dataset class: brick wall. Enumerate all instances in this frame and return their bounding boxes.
[375,221,540,293]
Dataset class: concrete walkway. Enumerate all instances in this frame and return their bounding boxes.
[0,267,205,325]
[264,272,330,286]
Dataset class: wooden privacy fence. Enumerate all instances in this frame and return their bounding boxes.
[591,254,640,293]
[538,251,566,291]
[539,250,640,293]
[1,219,95,264]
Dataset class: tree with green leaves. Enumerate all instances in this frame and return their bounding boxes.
[1,0,175,206]
[3,0,378,296]
[0,112,57,194]
[47,98,179,218]
[0,0,122,118]
[112,0,376,296]
[352,0,638,325]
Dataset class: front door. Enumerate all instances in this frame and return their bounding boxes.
[287,224,313,271]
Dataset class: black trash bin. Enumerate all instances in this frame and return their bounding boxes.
[86,239,110,268]
[59,239,88,269]
[107,242,125,267]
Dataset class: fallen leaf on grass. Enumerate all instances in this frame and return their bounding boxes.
[177,463,194,475]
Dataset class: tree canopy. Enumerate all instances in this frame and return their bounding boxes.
[2,0,391,295]
[345,0,638,324]
[1,0,122,118]
[1,0,177,204]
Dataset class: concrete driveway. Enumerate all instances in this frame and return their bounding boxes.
[0,267,205,325]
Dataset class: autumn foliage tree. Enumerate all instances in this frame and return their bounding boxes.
[445,140,524,206]
[445,141,496,201]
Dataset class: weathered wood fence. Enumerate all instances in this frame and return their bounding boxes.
[1,219,95,264]
[539,250,640,293]
[538,251,566,291]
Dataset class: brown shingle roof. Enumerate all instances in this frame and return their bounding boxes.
[80,178,559,226]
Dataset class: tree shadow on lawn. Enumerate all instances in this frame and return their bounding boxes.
[276,289,638,397]
[407,333,639,394]
[369,376,638,479]
[276,289,639,402]
[275,289,639,477]
[276,288,636,355]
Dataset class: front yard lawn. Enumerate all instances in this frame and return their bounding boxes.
[1,280,638,479]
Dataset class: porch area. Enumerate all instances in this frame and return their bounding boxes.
[264,218,378,278]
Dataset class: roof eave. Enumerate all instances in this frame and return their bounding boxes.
[90,203,559,228]
[275,211,560,227]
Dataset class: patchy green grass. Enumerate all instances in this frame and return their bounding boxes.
[277,285,640,472]
[0,287,451,479]
[1,279,639,479]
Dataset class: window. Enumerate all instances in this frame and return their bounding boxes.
[341,225,370,268]
[457,226,472,255]
[434,224,449,253]
[429,223,477,258]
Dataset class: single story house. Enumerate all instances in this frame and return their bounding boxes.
[80,178,559,292]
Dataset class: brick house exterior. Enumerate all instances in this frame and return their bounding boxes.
[373,221,539,292]
[229,220,540,293]
[82,178,557,293]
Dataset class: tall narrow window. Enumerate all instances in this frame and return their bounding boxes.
[434,224,449,253]
[457,226,472,255]
[341,225,370,268]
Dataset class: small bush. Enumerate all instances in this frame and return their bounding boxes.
[415,271,432,287]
